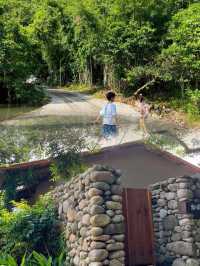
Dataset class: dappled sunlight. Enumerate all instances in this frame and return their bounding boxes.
[1,116,200,167]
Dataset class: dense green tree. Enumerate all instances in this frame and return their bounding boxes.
[0,0,199,104]
[160,3,200,93]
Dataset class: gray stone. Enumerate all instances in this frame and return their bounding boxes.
[89,249,108,262]
[115,210,122,215]
[175,226,182,233]
[106,210,115,217]
[166,192,176,200]
[93,182,110,191]
[109,250,125,259]
[186,259,200,266]
[182,231,191,239]
[80,251,87,259]
[79,199,88,210]
[73,255,80,265]
[111,195,122,202]
[90,214,111,227]
[177,177,189,183]
[171,233,182,241]
[168,200,178,210]
[70,222,78,234]
[90,205,105,215]
[111,185,122,195]
[105,191,111,196]
[90,171,115,184]
[167,241,194,256]
[106,201,122,210]
[89,263,102,266]
[67,208,77,222]
[63,199,75,213]
[92,235,111,241]
[91,227,104,237]
[106,239,115,244]
[104,223,124,235]
[168,183,177,192]
[91,241,106,249]
[158,199,166,207]
[179,183,189,189]
[80,227,88,237]
[58,203,62,216]
[117,257,125,263]
[106,242,124,251]
[112,215,124,223]
[88,188,103,198]
[82,214,90,225]
[109,259,123,266]
[163,215,178,230]
[113,234,125,242]
[172,259,186,266]
[179,218,193,227]
[160,209,168,219]
[91,196,104,206]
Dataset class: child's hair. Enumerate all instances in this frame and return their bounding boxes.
[106,91,116,101]
[138,93,144,103]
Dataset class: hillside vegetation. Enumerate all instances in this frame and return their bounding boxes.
[0,0,199,115]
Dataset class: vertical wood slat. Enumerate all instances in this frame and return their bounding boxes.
[123,188,155,266]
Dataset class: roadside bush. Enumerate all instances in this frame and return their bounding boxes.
[0,195,64,261]
[0,251,65,266]
[14,82,50,106]
[185,89,200,119]
[50,151,87,182]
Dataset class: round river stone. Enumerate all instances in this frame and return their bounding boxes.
[90,214,111,227]
[89,249,108,262]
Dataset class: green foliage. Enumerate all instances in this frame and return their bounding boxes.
[50,152,87,182]
[3,169,40,208]
[185,89,200,119]
[0,195,64,260]
[0,251,66,266]
[159,3,200,89]
[0,0,199,118]
[1,125,87,206]
[0,0,48,104]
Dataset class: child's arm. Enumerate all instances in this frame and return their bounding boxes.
[94,107,104,124]
[94,114,101,124]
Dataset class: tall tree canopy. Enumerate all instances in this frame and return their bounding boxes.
[0,0,199,103]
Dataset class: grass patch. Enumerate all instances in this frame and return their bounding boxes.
[61,83,100,95]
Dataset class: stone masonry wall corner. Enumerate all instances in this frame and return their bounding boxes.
[52,165,125,266]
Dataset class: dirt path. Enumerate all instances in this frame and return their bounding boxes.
[2,88,200,166]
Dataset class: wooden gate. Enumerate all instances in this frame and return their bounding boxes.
[123,188,155,266]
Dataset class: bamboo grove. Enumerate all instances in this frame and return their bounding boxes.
[0,0,200,104]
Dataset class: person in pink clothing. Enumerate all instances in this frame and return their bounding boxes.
[137,94,150,137]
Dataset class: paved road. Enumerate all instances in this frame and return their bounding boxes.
[3,88,200,166]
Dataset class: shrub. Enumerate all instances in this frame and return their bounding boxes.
[13,82,50,106]
[50,152,87,182]
[0,195,64,261]
[0,251,65,266]
[185,89,200,119]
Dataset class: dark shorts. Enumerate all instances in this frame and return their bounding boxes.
[102,124,117,138]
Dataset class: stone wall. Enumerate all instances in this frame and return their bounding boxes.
[150,174,200,266]
[53,165,125,266]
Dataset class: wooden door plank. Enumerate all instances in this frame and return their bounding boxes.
[123,188,155,266]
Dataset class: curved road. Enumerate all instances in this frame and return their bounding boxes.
[3,88,200,166]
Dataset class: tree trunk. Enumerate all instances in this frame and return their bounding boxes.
[59,60,62,87]
[134,79,156,96]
